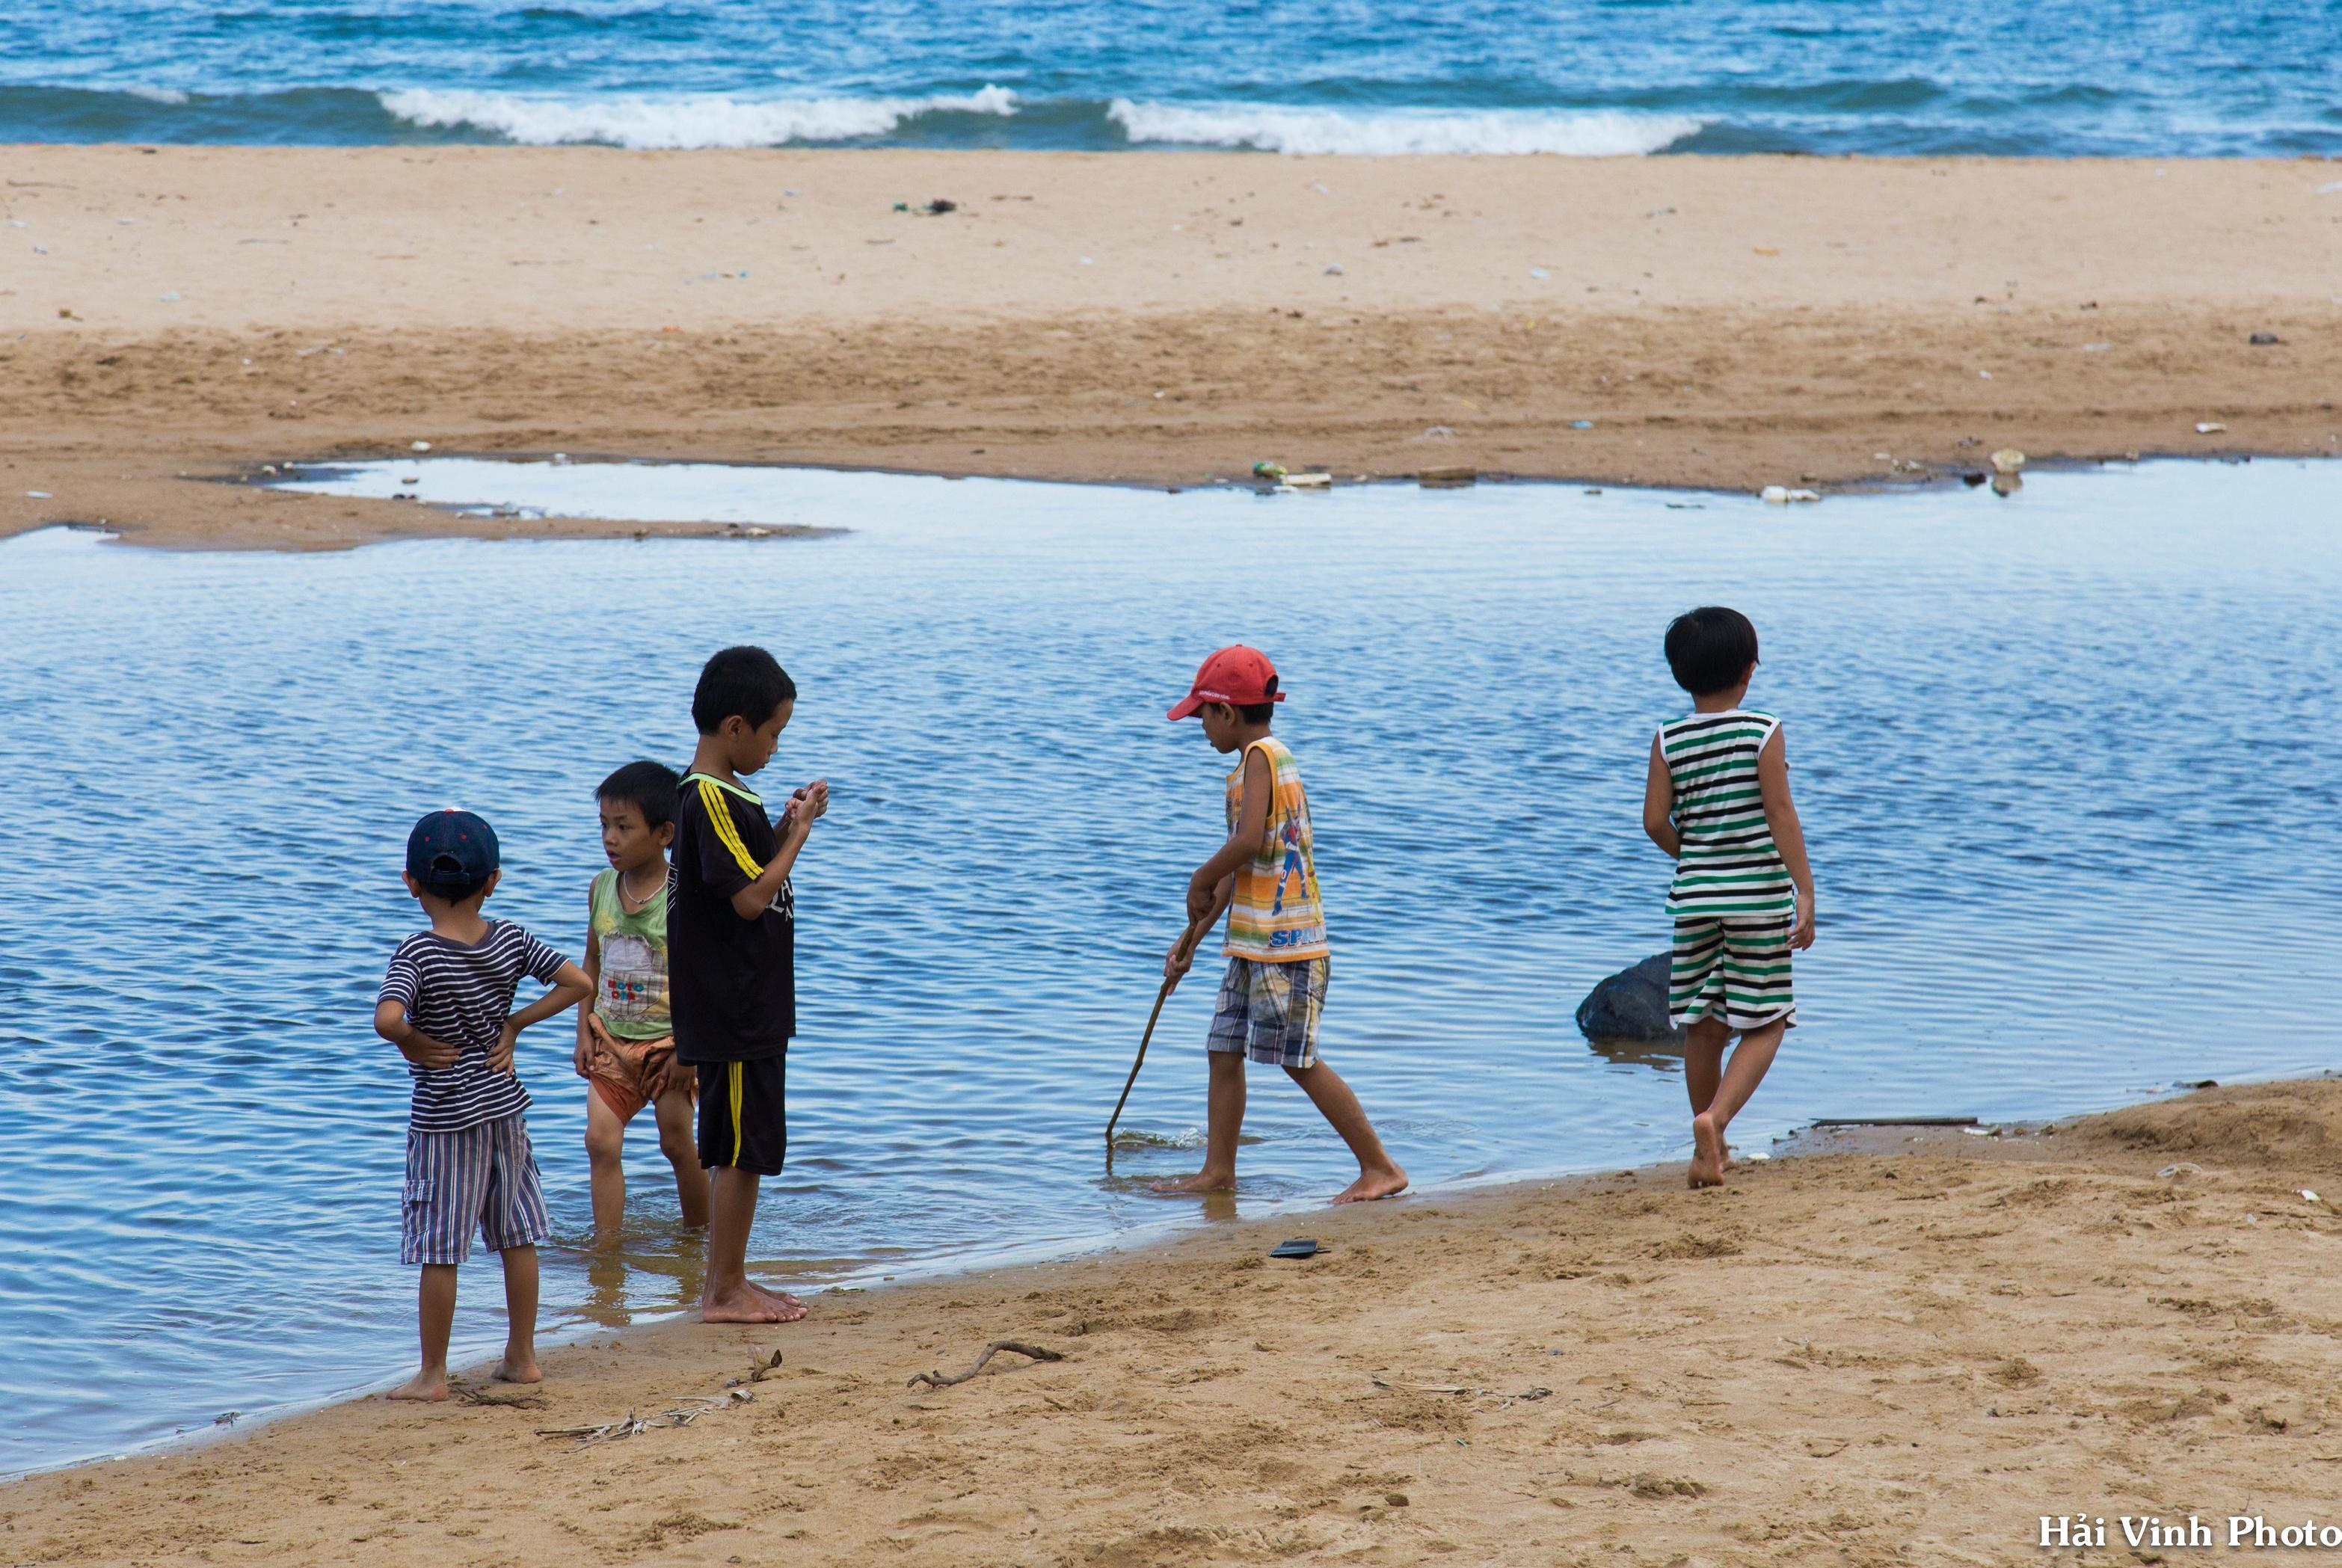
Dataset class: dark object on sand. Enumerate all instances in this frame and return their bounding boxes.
[906,1339,1063,1389]
[1576,953,1684,1044]
[1963,471,1989,487]
[1810,1116,1979,1128]
[926,198,957,215]
[1270,1238,1322,1259]
[2248,331,2281,345]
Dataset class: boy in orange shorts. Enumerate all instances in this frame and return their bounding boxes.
[574,760,709,1239]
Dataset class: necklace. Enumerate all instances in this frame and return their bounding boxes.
[617,865,666,911]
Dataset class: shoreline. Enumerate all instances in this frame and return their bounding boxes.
[3,146,2338,549]
[11,1073,2342,1564]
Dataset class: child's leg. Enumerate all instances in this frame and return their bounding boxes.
[495,1244,541,1383]
[697,1060,802,1323]
[584,1092,630,1238]
[1283,1060,1408,1202]
[654,1085,710,1229]
[1150,1051,1247,1193]
[702,1169,784,1322]
[390,1264,458,1401]
[1681,1016,1730,1116]
[1689,1018,1785,1187]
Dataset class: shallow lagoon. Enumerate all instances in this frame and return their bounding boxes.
[2,458,2338,1474]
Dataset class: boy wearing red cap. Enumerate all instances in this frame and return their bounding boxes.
[1155,647,1409,1203]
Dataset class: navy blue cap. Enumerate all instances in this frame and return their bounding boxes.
[406,808,499,899]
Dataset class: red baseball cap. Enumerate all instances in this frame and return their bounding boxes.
[1167,645,1285,721]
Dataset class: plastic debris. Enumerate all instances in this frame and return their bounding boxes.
[1283,472,1332,488]
[1251,461,1287,480]
[1570,419,1594,430]
[1413,425,1455,443]
[1991,448,2025,474]
[2195,422,2226,434]
[2302,1190,2322,1204]
[25,490,52,498]
[2157,1162,2203,1178]
[1324,263,1344,275]
[1759,485,1821,504]
[159,290,179,302]
[411,440,432,451]
[1530,267,1549,279]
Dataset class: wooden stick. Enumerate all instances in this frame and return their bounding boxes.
[906,1339,1063,1390]
[1105,919,1208,1164]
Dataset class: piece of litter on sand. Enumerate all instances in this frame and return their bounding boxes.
[2157,1162,2204,1178]
[1570,419,1594,430]
[2302,1190,2323,1204]
[1759,485,1821,504]
[1991,448,2025,474]
[25,490,51,498]
[1270,1238,1321,1258]
[1743,1149,1771,1160]
[411,440,432,451]
[1284,472,1332,488]
[2195,422,2226,434]
[1324,262,1344,275]
[1811,1116,1978,1128]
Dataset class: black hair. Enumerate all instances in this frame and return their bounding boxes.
[596,759,682,828]
[1233,671,1279,726]
[422,857,492,903]
[692,645,797,735]
[1663,606,1760,697]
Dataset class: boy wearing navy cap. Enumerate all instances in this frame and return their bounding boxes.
[1154,646,1408,1204]
[373,808,591,1401]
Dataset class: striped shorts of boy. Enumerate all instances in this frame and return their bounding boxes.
[1668,915,1795,1033]
[401,1114,552,1266]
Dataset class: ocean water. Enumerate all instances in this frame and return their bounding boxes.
[0,0,2336,156]
[2,458,2340,1478]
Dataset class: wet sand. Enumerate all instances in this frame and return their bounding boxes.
[1,147,2338,548]
[8,1077,2341,1564]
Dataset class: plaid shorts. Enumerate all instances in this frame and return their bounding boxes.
[1208,955,1330,1069]
[401,1113,551,1266]
[1669,914,1796,1033]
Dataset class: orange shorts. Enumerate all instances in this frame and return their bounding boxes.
[579,1013,695,1122]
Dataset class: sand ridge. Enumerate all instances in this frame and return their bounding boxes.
[2,147,2339,547]
[9,1079,2341,1565]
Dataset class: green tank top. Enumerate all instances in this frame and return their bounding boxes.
[590,866,671,1040]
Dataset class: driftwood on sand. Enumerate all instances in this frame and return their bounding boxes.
[906,1340,1064,1390]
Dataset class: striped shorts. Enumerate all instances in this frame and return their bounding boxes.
[401,1113,551,1266]
[1669,914,1796,1033]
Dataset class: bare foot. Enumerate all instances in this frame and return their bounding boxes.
[747,1281,810,1322]
[1332,1164,1410,1204]
[701,1284,785,1323]
[1688,1113,1727,1189]
[1150,1169,1237,1195]
[387,1371,449,1402]
[493,1353,541,1385]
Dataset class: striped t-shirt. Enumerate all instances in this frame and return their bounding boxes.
[1222,736,1330,962]
[378,920,568,1132]
[1659,709,1798,920]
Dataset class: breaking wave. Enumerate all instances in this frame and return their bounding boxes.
[377,85,1021,149]
[1107,101,1704,156]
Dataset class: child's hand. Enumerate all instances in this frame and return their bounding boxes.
[398,1031,461,1071]
[572,1029,594,1077]
[490,1018,520,1075]
[1790,894,1817,952]
[1184,868,1218,926]
[656,1060,697,1099]
[1164,932,1197,984]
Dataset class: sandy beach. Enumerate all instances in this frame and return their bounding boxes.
[1,147,2338,548]
[7,1077,2339,1564]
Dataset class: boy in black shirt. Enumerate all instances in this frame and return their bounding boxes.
[671,646,829,1324]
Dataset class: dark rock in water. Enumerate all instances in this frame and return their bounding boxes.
[1576,953,1684,1043]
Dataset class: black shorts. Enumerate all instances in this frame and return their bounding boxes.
[695,1054,787,1175]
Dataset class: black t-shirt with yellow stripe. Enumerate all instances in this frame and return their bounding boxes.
[669,772,794,1063]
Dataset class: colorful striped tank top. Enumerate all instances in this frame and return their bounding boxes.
[1660,709,1798,919]
[1222,736,1330,962]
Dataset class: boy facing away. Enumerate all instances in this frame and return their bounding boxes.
[1641,606,1816,1189]
[575,760,708,1240]
[669,646,829,1324]
[373,808,591,1401]
[1153,645,1409,1204]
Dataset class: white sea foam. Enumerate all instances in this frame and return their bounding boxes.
[378,85,1018,149]
[1108,100,1701,156]
[121,85,191,105]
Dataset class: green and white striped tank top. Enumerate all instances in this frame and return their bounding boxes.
[1660,708,1797,919]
